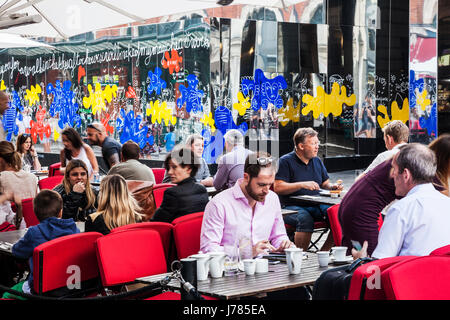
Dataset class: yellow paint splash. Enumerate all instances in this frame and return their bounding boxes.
[24,84,42,106]
[82,83,118,115]
[232,92,251,116]
[302,83,356,118]
[377,98,409,128]
[0,80,6,91]
[278,97,300,127]
[416,89,431,111]
[200,112,216,132]
[146,100,177,126]
[53,124,60,142]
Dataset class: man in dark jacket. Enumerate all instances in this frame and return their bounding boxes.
[151,147,209,223]
[5,190,79,297]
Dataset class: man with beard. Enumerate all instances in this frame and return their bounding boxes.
[200,151,293,257]
[274,127,343,251]
[86,123,121,171]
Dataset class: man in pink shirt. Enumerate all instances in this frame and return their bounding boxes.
[200,151,293,257]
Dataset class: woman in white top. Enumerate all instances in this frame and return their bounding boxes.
[60,127,99,180]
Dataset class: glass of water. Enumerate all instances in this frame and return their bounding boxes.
[223,244,240,276]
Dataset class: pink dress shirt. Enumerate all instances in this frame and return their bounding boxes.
[200,178,289,254]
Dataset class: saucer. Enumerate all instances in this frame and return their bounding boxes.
[330,256,353,265]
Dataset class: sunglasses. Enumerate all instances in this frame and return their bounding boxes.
[256,157,273,166]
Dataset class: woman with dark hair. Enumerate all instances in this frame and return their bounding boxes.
[429,134,450,196]
[59,127,98,179]
[53,159,98,221]
[0,141,38,200]
[16,133,41,171]
[151,146,209,223]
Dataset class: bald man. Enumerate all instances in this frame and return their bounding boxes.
[86,123,121,170]
[0,91,9,141]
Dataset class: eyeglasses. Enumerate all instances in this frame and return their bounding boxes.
[256,157,273,166]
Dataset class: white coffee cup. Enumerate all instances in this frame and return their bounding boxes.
[242,259,256,276]
[331,246,347,261]
[285,247,303,274]
[317,251,330,267]
[208,252,226,278]
[255,258,269,273]
[189,253,212,281]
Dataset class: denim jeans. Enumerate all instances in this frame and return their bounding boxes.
[283,204,331,233]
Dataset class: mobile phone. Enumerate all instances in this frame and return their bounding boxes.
[351,240,362,251]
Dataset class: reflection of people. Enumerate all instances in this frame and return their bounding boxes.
[356,95,376,138]
[213,129,252,191]
[356,120,409,181]
[274,128,343,251]
[352,144,450,259]
[151,147,209,223]
[164,125,176,152]
[16,133,41,171]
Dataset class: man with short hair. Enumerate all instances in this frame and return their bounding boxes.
[0,91,10,141]
[201,151,293,256]
[213,129,252,191]
[274,127,343,251]
[86,123,121,171]
[353,143,450,259]
[107,140,155,183]
[356,120,409,180]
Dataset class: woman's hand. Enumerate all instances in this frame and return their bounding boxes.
[73,182,86,193]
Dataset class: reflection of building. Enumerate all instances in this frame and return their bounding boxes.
[0,1,449,170]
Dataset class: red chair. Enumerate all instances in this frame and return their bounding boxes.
[172,212,204,259]
[33,232,103,297]
[151,168,166,184]
[152,183,175,208]
[347,256,417,300]
[38,175,63,190]
[381,256,450,300]
[326,204,342,246]
[284,221,329,252]
[95,229,181,300]
[48,162,62,177]
[111,222,175,265]
[430,244,450,256]
[22,198,39,227]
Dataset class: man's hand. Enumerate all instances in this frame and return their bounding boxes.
[273,240,295,252]
[73,182,86,193]
[351,241,369,260]
[301,181,320,191]
[252,240,276,257]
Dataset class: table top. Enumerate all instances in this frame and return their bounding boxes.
[290,193,343,206]
[137,253,351,300]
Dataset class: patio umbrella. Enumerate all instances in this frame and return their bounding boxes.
[0,32,53,48]
[0,0,224,39]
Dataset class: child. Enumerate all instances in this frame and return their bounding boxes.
[2,190,79,299]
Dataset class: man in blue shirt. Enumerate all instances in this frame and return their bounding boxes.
[274,127,343,251]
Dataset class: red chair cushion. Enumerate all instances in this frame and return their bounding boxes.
[152,168,166,184]
[22,198,39,227]
[152,183,175,208]
[38,175,64,190]
[172,215,203,259]
[430,244,450,256]
[327,204,342,246]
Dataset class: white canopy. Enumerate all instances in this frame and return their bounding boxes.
[0,32,53,48]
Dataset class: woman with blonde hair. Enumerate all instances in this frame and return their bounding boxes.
[85,174,142,235]
[0,141,38,200]
[429,134,450,196]
[53,159,98,221]
[16,133,41,171]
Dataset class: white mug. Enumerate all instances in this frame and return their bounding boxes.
[331,246,347,261]
[189,253,212,281]
[285,248,303,274]
[208,252,226,278]
[255,258,269,273]
[242,259,256,276]
[317,251,330,267]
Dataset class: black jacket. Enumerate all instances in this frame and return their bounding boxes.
[151,177,209,223]
[53,184,99,221]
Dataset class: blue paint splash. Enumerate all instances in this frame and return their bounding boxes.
[46,80,80,129]
[147,67,167,97]
[419,102,437,137]
[177,74,204,113]
[241,69,287,111]
[116,109,154,149]
[3,91,23,141]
